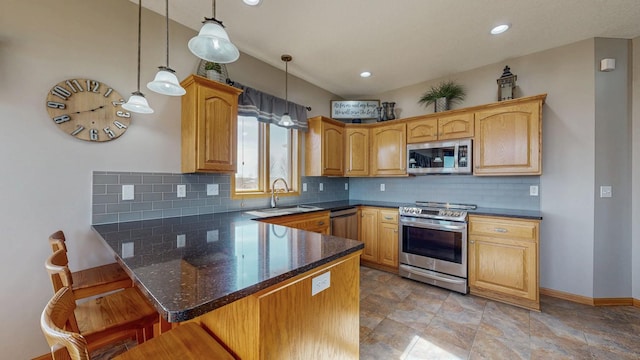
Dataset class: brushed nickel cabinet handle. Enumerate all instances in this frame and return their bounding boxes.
[494,228,508,233]
[470,240,475,244]
[318,221,325,226]
[384,216,393,220]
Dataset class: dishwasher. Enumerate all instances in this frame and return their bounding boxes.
[330,207,358,240]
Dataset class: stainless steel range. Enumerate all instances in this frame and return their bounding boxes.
[398,201,476,294]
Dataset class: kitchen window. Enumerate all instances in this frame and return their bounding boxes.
[233,115,300,197]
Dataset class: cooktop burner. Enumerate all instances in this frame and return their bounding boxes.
[399,201,477,222]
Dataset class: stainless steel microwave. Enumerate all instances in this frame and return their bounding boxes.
[407,139,472,174]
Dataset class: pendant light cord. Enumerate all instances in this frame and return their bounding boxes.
[136,0,142,92]
[165,0,169,67]
[212,0,216,19]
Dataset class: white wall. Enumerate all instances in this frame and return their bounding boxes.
[0,1,336,358]
[633,37,640,300]
[373,40,598,298]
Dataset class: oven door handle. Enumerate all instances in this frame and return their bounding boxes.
[400,219,466,231]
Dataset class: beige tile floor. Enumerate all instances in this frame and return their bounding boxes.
[360,266,640,360]
[92,266,640,360]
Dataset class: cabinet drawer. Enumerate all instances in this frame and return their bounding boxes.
[378,210,398,224]
[469,215,538,241]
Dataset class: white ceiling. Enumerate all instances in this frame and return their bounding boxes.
[139,0,640,98]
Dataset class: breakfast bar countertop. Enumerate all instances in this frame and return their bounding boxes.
[92,211,363,322]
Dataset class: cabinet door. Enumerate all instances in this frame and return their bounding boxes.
[378,221,398,268]
[261,212,330,234]
[344,127,369,176]
[438,112,474,140]
[358,208,378,262]
[370,123,407,176]
[322,122,344,176]
[468,235,537,302]
[407,117,438,143]
[474,100,541,175]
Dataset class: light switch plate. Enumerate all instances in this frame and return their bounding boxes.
[122,185,135,200]
[319,183,324,191]
[380,183,386,191]
[207,184,219,196]
[600,185,612,198]
[303,183,307,192]
[529,185,539,196]
[345,183,349,191]
[311,271,331,296]
[176,234,186,248]
[177,184,186,198]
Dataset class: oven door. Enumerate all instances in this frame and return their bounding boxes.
[399,216,467,278]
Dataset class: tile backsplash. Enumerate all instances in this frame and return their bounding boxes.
[92,171,540,224]
[348,175,540,210]
[91,171,349,224]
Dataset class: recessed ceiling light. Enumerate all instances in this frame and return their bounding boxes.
[490,24,510,35]
[243,0,261,6]
[360,71,372,78]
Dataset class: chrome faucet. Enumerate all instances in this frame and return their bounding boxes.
[270,177,290,208]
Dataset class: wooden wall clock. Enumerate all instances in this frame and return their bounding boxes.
[45,78,131,142]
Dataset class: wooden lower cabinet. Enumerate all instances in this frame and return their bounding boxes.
[260,211,330,234]
[193,252,361,360]
[468,215,540,310]
[359,207,399,272]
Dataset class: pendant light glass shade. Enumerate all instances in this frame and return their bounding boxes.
[147,66,186,96]
[124,0,154,114]
[147,0,185,96]
[278,114,293,127]
[123,91,154,114]
[188,20,239,63]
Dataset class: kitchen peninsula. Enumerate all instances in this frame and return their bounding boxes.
[92,211,364,360]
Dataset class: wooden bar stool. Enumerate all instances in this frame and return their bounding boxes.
[41,286,236,360]
[45,249,158,352]
[48,230,132,299]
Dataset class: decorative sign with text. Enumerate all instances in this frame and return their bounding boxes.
[330,100,380,119]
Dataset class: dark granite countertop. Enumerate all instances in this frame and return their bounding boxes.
[298,200,543,220]
[92,211,363,322]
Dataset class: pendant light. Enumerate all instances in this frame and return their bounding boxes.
[147,0,186,96]
[278,54,293,127]
[188,0,239,64]
[123,0,154,114]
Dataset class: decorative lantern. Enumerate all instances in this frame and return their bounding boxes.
[496,66,517,101]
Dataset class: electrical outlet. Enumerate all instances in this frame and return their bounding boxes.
[344,183,348,191]
[380,183,386,191]
[121,242,134,258]
[311,271,331,296]
[207,230,219,243]
[177,184,186,198]
[529,185,539,196]
[122,185,135,200]
[319,183,324,191]
[303,183,307,192]
[600,185,612,198]
[207,184,219,196]
[176,234,186,248]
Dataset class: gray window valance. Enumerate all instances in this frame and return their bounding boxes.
[232,82,308,131]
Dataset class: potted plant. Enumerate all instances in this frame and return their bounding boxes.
[204,61,223,82]
[418,80,466,112]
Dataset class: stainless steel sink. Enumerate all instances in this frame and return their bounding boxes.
[245,204,323,218]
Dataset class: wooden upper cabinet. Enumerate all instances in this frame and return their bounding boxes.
[406,112,474,143]
[370,122,407,176]
[344,126,369,177]
[305,116,345,176]
[438,112,474,140]
[181,75,242,173]
[406,117,438,143]
[473,95,545,176]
